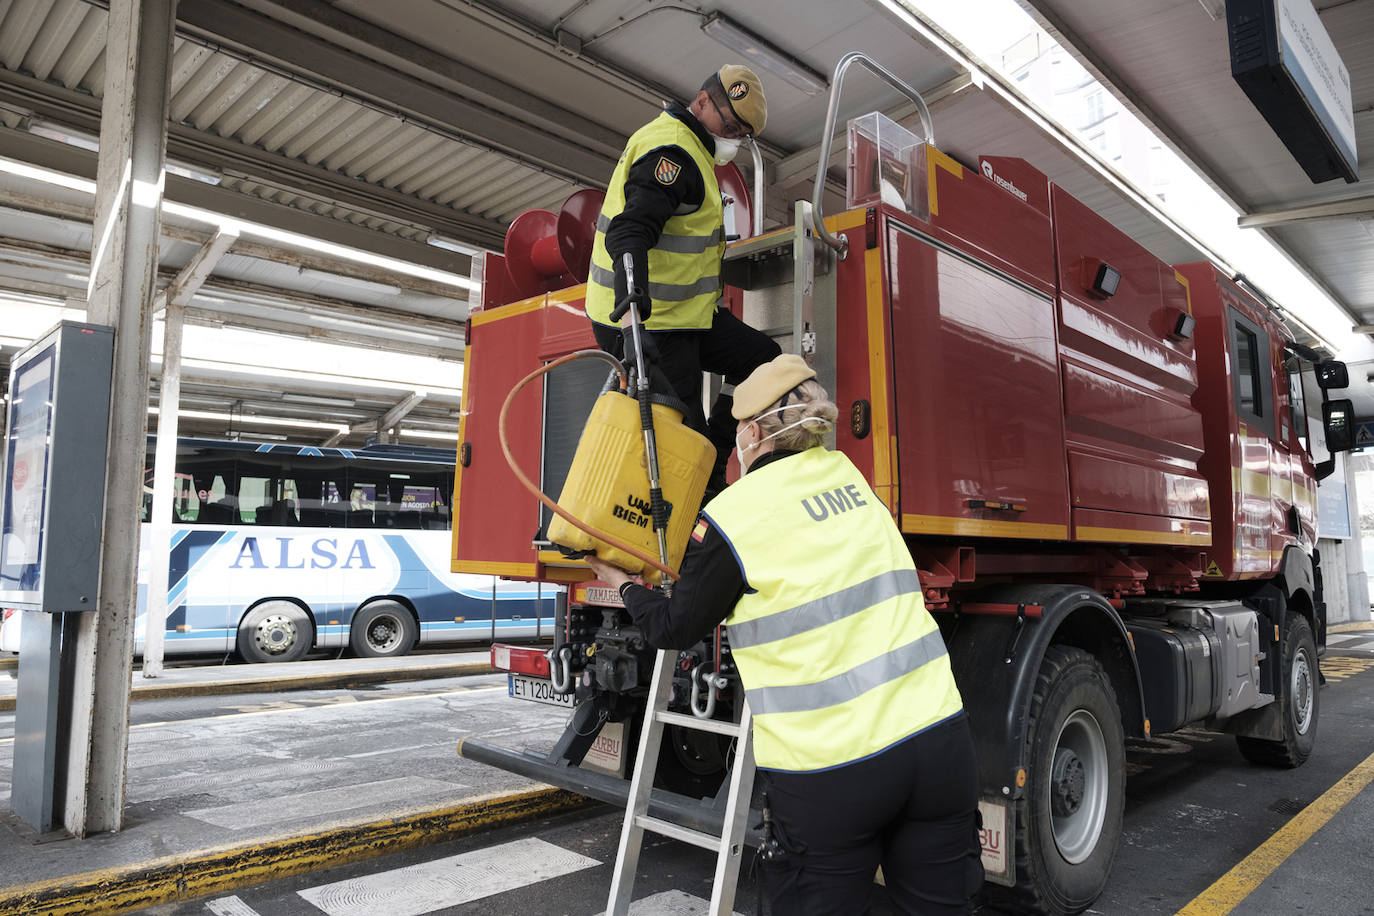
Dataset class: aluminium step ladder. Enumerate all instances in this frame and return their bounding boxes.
[605,648,756,916]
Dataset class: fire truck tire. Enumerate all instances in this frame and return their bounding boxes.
[1236,614,1317,768]
[350,601,418,658]
[655,726,728,798]
[237,600,313,664]
[995,645,1125,916]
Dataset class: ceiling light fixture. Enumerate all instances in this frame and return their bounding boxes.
[165,158,223,186]
[296,267,401,297]
[425,233,484,257]
[700,13,828,96]
[281,393,358,408]
[26,119,100,152]
[147,406,349,433]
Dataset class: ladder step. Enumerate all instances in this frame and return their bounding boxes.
[635,815,725,852]
[654,710,744,737]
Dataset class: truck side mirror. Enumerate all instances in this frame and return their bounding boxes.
[1316,360,1348,390]
[1323,399,1355,452]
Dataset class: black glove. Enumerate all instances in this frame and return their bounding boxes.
[610,284,651,323]
[609,250,651,323]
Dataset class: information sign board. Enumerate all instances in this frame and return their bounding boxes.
[0,322,114,611]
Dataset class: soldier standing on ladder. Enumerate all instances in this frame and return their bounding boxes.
[586,354,985,915]
[585,63,781,498]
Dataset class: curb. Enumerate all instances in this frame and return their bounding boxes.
[0,662,495,713]
[1329,621,1374,634]
[0,787,597,916]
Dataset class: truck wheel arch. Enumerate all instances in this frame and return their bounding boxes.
[946,584,1147,801]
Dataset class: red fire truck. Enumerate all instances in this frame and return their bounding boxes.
[450,56,1354,915]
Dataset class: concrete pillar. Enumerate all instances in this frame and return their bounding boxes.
[1341,452,1370,622]
[144,230,236,677]
[142,299,181,678]
[66,0,176,836]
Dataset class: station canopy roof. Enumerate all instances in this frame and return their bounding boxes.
[0,0,1370,444]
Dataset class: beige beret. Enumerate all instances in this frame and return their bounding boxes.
[732,353,816,419]
[718,64,767,136]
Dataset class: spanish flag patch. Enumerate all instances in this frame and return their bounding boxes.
[654,156,682,185]
[691,519,709,542]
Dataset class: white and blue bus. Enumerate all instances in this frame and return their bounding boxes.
[133,437,553,662]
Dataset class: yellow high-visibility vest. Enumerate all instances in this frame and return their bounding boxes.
[586,111,723,331]
[703,448,965,772]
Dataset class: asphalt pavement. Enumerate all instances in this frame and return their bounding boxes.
[2,623,1373,916]
[0,647,593,916]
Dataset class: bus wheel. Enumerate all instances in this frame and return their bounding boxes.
[350,601,417,658]
[238,601,312,664]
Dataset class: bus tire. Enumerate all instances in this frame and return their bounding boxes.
[1237,614,1317,768]
[237,601,313,664]
[350,601,417,658]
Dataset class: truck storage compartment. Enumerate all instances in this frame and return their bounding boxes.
[1126,619,1220,733]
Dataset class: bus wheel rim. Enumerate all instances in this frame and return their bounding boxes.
[368,615,401,651]
[254,614,297,654]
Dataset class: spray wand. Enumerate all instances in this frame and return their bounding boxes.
[617,252,673,582]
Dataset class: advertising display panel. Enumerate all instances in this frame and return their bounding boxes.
[0,322,114,611]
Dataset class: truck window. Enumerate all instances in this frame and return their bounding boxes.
[1287,360,1309,448]
[1228,308,1273,439]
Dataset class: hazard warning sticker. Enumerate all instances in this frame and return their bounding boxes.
[1204,559,1224,577]
[654,156,682,185]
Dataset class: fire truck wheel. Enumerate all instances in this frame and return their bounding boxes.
[998,645,1125,916]
[350,601,418,658]
[1236,614,1317,768]
[237,600,313,664]
[654,726,728,798]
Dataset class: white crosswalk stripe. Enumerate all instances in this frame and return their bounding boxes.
[595,889,746,915]
[204,896,262,916]
[297,836,599,916]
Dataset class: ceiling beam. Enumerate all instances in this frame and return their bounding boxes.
[156,228,239,313]
[0,126,475,278]
[0,234,465,358]
[0,73,505,255]
[0,184,471,299]
[175,0,620,187]
[1238,192,1374,228]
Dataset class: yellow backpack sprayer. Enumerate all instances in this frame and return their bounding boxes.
[499,253,713,585]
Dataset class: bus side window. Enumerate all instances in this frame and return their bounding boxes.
[295,477,344,528]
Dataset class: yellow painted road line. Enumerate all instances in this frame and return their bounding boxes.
[1175,750,1374,916]
[1319,657,1374,682]
[0,787,595,916]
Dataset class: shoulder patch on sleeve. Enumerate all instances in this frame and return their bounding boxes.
[691,518,709,542]
[654,156,683,186]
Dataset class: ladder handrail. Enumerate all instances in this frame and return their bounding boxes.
[811,51,934,255]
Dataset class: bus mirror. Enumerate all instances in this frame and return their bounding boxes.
[1323,399,1355,453]
[1316,360,1348,390]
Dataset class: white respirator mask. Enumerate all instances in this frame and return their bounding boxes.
[712,135,742,166]
[734,403,828,468]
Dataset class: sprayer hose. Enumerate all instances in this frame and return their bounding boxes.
[497,349,677,581]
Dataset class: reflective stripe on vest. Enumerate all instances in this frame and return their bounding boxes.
[586,111,723,331]
[704,448,964,772]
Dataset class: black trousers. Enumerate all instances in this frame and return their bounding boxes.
[591,308,780,487]
[759,715,984,916]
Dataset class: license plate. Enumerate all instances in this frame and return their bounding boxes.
[508,673,575,708]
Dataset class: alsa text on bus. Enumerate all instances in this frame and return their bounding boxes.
[229,536,375,569]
